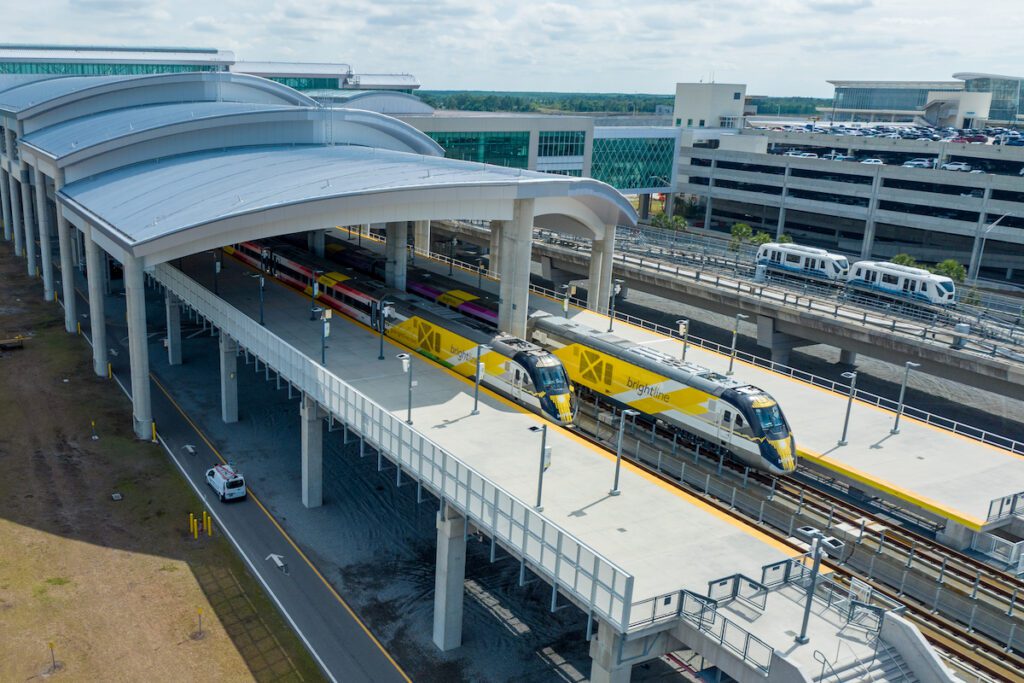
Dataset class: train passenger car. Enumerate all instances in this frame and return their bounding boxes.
[226,239,576,425]
[530,313,796,475]
[756,243,850,282]
[846,261,955,306]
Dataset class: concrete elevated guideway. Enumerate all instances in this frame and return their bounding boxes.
[433,220,1024,403]
[352,233,1024,554]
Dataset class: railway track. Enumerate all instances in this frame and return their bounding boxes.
[573,392,1024,682]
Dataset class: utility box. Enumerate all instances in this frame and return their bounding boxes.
[951,323,970,350]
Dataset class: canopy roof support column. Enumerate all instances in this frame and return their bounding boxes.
[83,223,107,377]
[589,228,615,315]
[488,220,502,278]
[384,221,409,291]
[34,168,54,302]
[413,220,430,255]
[0,167,11,242]
[165,292,182,365]
[219,332,238,424]
[124,254,153,440]
[9,172,23,257]
[497,199,535,338]
[21,171,37,278]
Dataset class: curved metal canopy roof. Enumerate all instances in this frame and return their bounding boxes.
[59,144,636,263]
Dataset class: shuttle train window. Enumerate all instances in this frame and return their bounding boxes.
[723,410,732,423]
[785,254,800,264]
[882,273,899,285]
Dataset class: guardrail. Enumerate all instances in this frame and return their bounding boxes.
[343,225,1024,457]
[153,263,637,631]
[629,589,774,674]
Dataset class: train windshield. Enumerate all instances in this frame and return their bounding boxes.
[938,281,954,293]
[835,258,849,271]
[753,403,788,438]
[534,365,570,394]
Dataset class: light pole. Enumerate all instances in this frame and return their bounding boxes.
[610,409,639,496]
[212,250,222,295]
[794,527,842,645]
[838,371,857,446]
[561,283,576,315]
[397,353,414,425]
[471,344,489,415]
[476,256,484,289]
[377,300,394,360]
[313,307,331,365]
[971,213,1010,283]
[891,361,921,434]
[309,269,323,320]
[247,272,265,325]
[676,318,690,361]
[448,238,458,276]
[726,313,749,375]
[530,424,552,511]
[607,279,624,332]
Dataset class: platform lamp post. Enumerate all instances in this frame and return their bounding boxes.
[726,313,749,375]
[247,272,266,326]
[312,307,331,365]
[838,370,858,446]
[529,424,552,511]
[309,269,324,320]
[794,526,840,645]
[448,238,458,276]
[560,283,576,315]
[397,353,414,425]
[471,344,490,415]
[891,361,921,434]
[377,300,394,360]
[476,256,484,289]
[607,279,625,332]
[609,409,639,496]
[676,318,690,361]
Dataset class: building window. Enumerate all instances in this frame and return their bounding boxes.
[590,136,675,192]
[699,119,705,127]
[733,92,741,100]
[720,117,737,128]
[687,118,694,127]
[546,168,582,177]
[268,77,340,90]
[0,61,222,76]
[833,85,960,112]
[675,118,682,126]
[538,130,586,158]
[426,131,530,169]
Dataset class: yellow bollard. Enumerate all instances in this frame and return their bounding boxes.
[207,515,213,537]
[106,362,112,379]
[193,518,199,540]
[76,322,81,335]
[151,422,158,444]
[189,512,195,536]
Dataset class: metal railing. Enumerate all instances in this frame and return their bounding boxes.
[986,491,1024,522]
[153,263,637,630]
[629,590,774,674]
[971,531,1024,573]
[707,573,769,611]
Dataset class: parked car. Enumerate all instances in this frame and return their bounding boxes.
[902,158,933,168]
[798,152,819,158]
[941,161,972,172]
[206,463,247,502]
[860,158,884,165]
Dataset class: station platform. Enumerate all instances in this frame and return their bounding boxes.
[173,254,797,604]
[345,231,1024,538]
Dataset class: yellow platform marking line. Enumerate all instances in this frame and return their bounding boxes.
[553,295,1024,463]
[798,444,985,531]
[229,254,805,561]
[150,374,413,682]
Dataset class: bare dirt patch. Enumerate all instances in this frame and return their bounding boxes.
[0,244,323,682]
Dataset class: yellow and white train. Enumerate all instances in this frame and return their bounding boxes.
[530,313,797,474]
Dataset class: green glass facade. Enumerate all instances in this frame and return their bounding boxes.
[427,131,530,168]
[834,86,960,112]
[964,77,1023,123]
[0,61,222,75]
[538,130,585,157]
[269,76,340,90]
[591,136,675,191]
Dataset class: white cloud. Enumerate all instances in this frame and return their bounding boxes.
[0,0,1012,96]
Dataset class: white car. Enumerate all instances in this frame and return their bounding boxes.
[941,161,972,171]
[798,152,818,158]
[206,463,247,502]
[902,158,933,168]
[860,158,884,165]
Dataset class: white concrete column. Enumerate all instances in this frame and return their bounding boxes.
[307,230,325,257]
[488,219,502,277]
[8,172,23,256]
[598,226,615,315]
[839,349,858,365]
[55,198,77,333]
[219,332,238,424]
[589,619,632,683]
[432,504,466,651]
[861,170,883,259]
[34,168,54,302]
[123,254,153,440]
[83,224,108,377]
[497,199,535,338]
[703,159,717,230]
[165,291,182,365]
[20,173,37,277]
[587,239,605,313]
[0,168,11,242]
[384,220,409,291]
[776,166,791,238]
[967,186,994,281]
[413,219,430,255]
[300,394,325,509]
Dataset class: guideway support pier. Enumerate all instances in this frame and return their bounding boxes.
[432,503,467,651]
[219,333,238,424]
[384,220,409,291]
[300,393,326,509]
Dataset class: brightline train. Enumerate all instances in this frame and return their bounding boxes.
[225,239,576,425]
[755,242,956,306]
[318,234,796,474]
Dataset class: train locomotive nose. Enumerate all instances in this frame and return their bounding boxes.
[769,437,797,473]
[550,392,575,424]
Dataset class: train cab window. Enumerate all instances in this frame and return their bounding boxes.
[921,282,928,292]
[832,262,841,274]
[855,267,863,277]
[735,415,744,428]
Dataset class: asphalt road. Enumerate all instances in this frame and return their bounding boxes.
[69,272,411,683]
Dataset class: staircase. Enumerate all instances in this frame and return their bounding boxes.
[816,644,917,682]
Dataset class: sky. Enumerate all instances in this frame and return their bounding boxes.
[4,0,1022,96]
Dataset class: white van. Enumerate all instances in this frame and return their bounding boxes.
[206,463,247,502]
